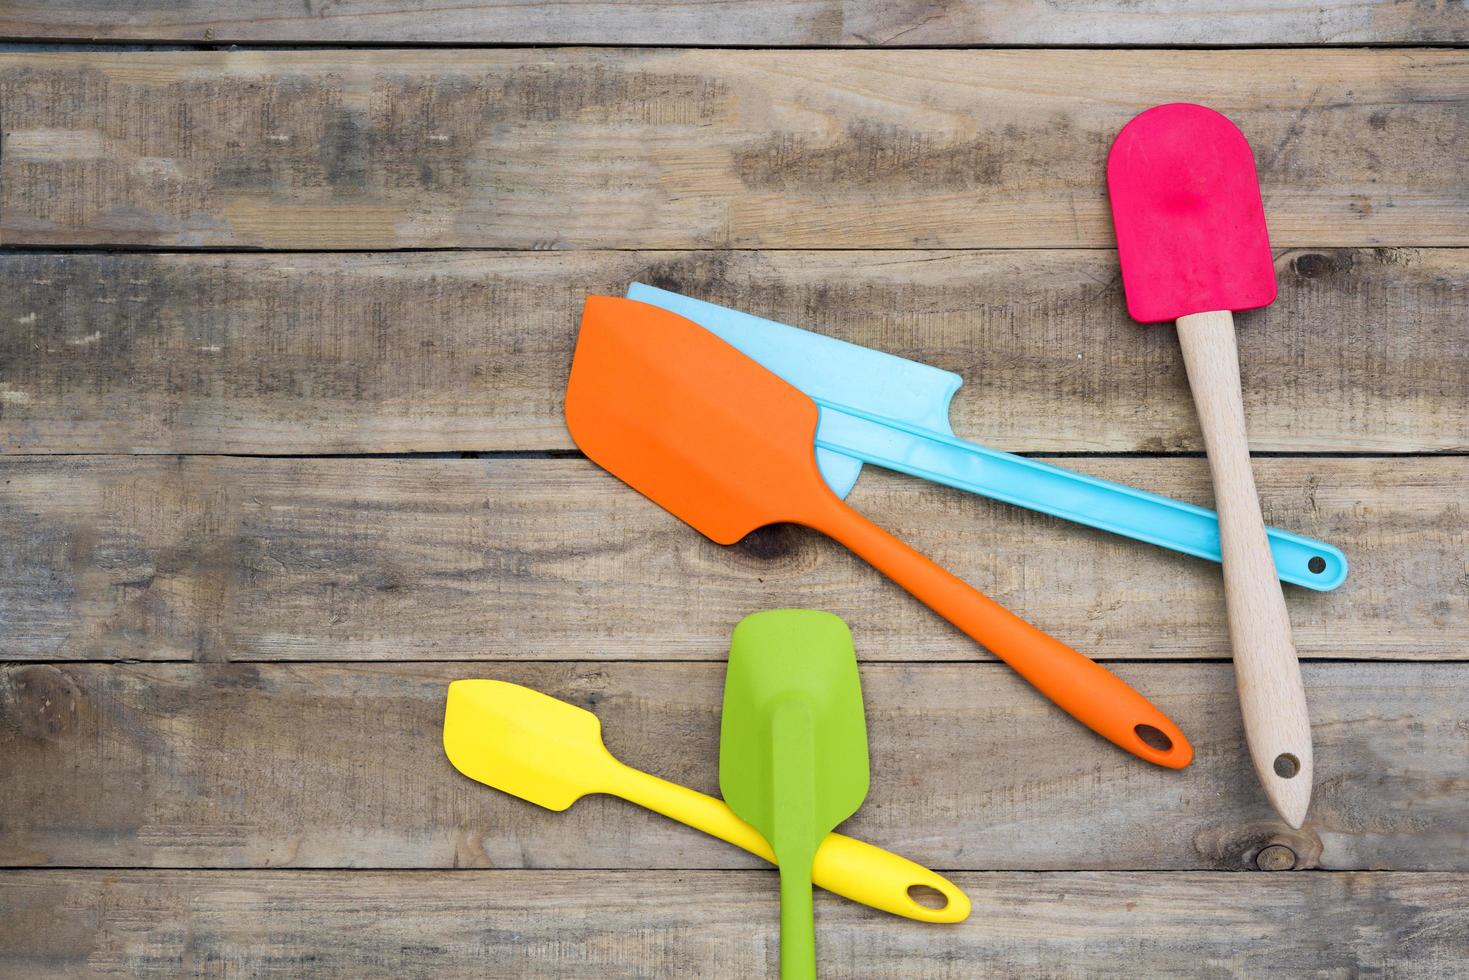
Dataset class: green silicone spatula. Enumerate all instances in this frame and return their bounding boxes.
[719,610,870,980]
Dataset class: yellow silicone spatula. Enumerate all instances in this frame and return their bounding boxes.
[443,679,969,923]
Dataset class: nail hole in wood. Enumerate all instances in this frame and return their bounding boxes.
[1308,556,1327,574]
[1274,753,1300,778]
[907,884,949,910]
[1134,724,1173,752]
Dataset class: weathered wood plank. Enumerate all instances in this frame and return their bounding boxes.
[1,662,1465,871]
[842,0,1469,46]
[3,248,1465,455]
[1,0,1465,45]
[1,456,1462,663]
[2,50,1465,249]
[2,870,1466,979]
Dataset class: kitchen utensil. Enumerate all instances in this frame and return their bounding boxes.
[626,283,1345,591]
[565,295,1192,768]
[443,678,969,923]
[719,610,870,979]
[1108,102,1312,826]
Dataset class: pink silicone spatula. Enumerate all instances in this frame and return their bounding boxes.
[1107,103,1312,828]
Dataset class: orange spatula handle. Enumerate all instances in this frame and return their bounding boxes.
[811,499,1192,768]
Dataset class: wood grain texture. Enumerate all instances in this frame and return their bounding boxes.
[3,248,1465,455]
[1,0,1464,45]
[2,50,1466,249]
[3,870,1468,979]
[2,661,1466,871]
[1,456,1463,664]
[0,25,1461,978]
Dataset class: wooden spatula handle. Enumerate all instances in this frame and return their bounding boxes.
[811,497,1192,769]
[1176,309,1313,828]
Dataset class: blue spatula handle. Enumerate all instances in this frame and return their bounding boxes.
[815,404,1346,591]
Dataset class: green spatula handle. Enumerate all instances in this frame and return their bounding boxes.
[779,862,817,980]
[772,700,818,980]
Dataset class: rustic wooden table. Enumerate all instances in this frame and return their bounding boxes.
[1,3,1467,977]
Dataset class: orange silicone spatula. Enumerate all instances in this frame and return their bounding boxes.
[566,296,1192,768]
[1108,103,1311,824]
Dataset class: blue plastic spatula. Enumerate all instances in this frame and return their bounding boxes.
[627,283,1345,591]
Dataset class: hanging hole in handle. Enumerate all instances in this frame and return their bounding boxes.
[1274,753,1301,778]
[1307,556,1327,574]
[1134,724,1173,753]
[906,884,949,911]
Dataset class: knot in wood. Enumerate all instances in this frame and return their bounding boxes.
[1255,843,1298,871]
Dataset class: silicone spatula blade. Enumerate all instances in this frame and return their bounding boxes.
[626,282,1346,591]
[443,679,970,923]
[1107,103,1277,323]
[719,610,870,980]
[565,296,1193,768]
[1108,103,1313,827]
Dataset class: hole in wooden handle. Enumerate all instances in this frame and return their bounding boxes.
[1134,724,1173,752]
[1274,753,1301,778]
[906,884,949,910]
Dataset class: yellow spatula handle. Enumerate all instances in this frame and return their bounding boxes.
[611,764,968,923]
